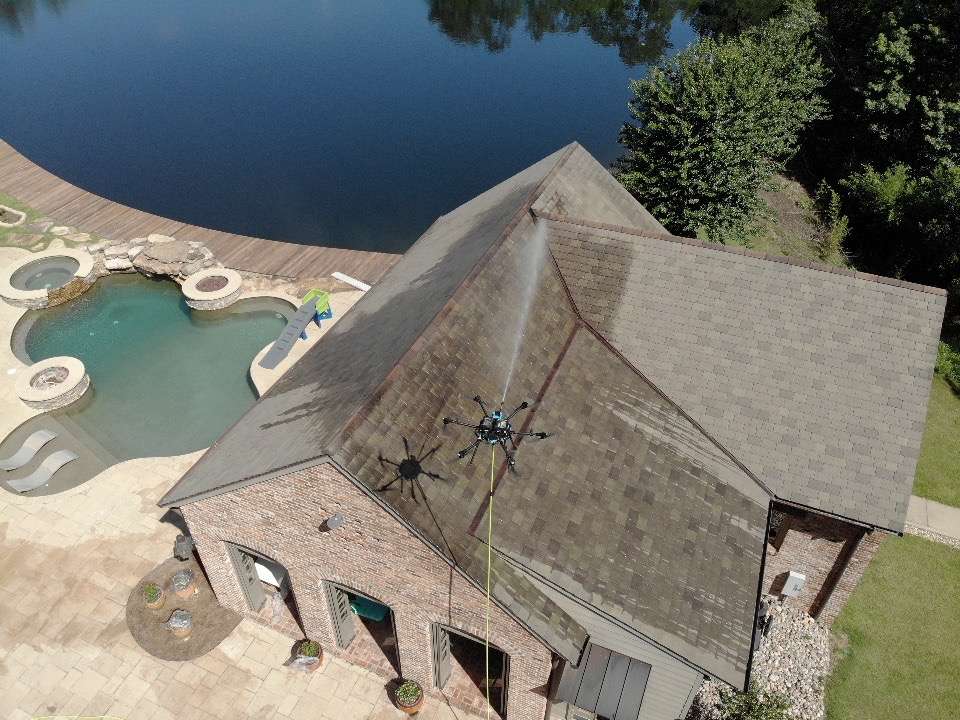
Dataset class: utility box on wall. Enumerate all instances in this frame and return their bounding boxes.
[782,570,806,597]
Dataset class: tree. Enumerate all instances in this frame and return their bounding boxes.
[616,0,827,242]
[840,161,960,311]
[687,0,786,39]
[813,1,960,176]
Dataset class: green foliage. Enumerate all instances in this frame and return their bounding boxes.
[839,161,960,298]
[298,639,320,657]
[936,341,960,390]
[813,181,849,263]
[143,582,162,603]
[717,685,790,720]
[826,535,960,720]
[818,2,960,172]
[616,0,827,243]
[395,680,423,705]
[688,0,786,38]
[914,375,960,507]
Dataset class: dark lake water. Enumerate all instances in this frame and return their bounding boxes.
[1,1,700,252]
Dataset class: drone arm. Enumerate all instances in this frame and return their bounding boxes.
[515,430,551,440]
[457,439,481,459]
[473,396,490,416]
[506,401,530,422]
[443,417,475,429]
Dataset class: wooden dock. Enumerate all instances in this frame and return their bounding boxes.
[0,140,401,284]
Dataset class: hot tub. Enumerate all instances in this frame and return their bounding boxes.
[0,249,95,309]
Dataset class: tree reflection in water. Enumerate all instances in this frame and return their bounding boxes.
[426,0,696,65]
[1,0,69,34]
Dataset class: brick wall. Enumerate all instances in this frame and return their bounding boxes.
[180,462,553,720]
[761,505,884,625]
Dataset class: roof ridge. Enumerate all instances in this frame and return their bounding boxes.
[338,143,580,442]
[535,211,948,297]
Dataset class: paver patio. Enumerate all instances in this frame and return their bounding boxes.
[0,246,482,720]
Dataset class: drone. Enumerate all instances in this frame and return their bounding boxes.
[377,437,445,503]
[442,396,550,471]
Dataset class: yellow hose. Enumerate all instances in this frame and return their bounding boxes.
[485,446,495,720]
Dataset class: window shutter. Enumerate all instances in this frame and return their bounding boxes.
[324,583,357,648]
[432,624,452,687]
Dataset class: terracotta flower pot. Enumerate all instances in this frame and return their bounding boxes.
[294,640,323,672]
[167,609,193,640]
[143,584,165,610]
[145,592,165,610]
[395,681,424,715]
[171,569,198,599]
[295,651,323,672]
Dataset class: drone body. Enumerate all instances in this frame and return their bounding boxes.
[443,396,549,471]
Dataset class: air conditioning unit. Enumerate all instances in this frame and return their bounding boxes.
[782,570,806,597]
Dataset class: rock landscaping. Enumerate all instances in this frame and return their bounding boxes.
[688,600,831,720]
[87,234,219,280]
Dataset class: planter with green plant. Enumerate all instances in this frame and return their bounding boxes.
[293,639,323,672]
[394,679,424,715]
[143,582,165,610]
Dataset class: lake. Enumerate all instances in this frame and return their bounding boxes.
[1,0,699,252]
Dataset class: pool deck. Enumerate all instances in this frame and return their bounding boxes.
[0,139,402,285]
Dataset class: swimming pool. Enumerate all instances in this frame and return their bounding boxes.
[13,273,292,460]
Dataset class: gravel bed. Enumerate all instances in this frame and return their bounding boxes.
[688,600,830,720]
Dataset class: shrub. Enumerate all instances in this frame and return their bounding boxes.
[717,685,791,720]
[617,0,828,244]
[395,680,423,706]
[814,181,850,263]
[840,160,960,326]
[298,639,320,657]
[936,341,960,389]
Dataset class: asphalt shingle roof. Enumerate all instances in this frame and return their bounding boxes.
[161,142,943,689]
[547,216,946,531]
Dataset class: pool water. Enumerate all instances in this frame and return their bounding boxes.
[19,274,291,459]
[11,257,80,291]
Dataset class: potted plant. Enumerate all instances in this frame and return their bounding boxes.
[171,568,198,599]
[143,582,165,610]
[394,679,424,715]
[294,639,323,672]
[167,609,193,640]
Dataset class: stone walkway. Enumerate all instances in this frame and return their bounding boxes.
[906,495,960,549]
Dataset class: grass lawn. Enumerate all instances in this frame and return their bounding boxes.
[826,534,960,720]
[914,375,960,507]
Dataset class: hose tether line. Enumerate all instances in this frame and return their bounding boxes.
[485,446,495,720]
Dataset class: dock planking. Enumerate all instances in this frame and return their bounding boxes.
[0,140,401,284]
